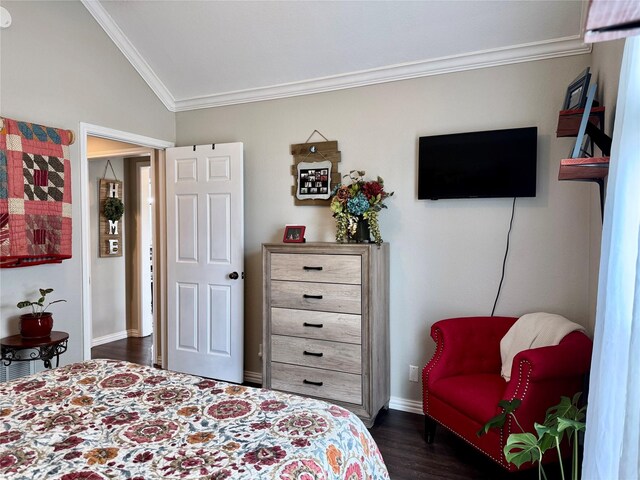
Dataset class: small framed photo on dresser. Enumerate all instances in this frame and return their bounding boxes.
[283,225,306,243]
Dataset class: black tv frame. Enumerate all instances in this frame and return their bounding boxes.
[418,126,537,200]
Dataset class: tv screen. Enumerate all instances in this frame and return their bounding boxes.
[418,127,537,200]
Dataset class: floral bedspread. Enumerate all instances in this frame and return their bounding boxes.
[0,359,389,479]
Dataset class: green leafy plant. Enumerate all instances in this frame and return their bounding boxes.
[103,197,124,222]
[17,288,67,317]
[479,393,586,480]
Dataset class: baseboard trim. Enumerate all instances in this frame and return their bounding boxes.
[92,330,130,347]
[244,370,262,385]
[388,396,424,415]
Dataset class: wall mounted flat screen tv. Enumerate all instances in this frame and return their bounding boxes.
[418,126,537,200]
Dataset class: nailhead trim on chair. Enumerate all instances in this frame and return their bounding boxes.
[424,328,507,468]
[501,359,533,467]
[422,327,444,415]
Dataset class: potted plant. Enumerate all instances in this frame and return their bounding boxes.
[479,393,586,480]
[16,288,66,338]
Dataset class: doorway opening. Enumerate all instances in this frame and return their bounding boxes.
[79,123,173,368]
[87,144,153,364]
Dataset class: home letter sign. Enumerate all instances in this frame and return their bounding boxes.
[99,178,123,257]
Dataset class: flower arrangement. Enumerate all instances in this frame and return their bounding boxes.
[330,170,393,245]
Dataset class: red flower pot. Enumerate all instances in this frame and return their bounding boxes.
[19,313,54,338]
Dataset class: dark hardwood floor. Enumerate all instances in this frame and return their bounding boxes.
[369,409,564,480]
[92,335,154,366]
[92,338,562,479]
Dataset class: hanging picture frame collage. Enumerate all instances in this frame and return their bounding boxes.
[290,131,341,206]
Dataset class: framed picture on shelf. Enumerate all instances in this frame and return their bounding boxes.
[563,67,591,110]
[283,225,306,243]
[571,82,598,158]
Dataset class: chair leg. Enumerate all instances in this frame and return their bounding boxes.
[424,416,437,444]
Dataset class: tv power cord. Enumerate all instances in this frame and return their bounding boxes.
[491,197,516,316]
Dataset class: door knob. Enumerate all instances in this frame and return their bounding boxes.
[229,271,239,280]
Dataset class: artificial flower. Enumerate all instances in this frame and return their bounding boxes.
[329,170,393,245]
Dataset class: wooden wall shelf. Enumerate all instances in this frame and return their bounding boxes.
[556,96,611,219]
[559,156,610,218]
[558,156,610,181]
[556,106,605,137]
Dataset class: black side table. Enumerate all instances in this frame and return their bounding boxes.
[0,331,69,369]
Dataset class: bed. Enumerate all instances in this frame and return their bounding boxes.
[0,359,389,479]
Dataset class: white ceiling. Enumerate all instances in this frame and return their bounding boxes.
[82,0,589,112]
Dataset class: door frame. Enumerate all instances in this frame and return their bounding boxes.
[136,162,153,337]
[79,123,174,362]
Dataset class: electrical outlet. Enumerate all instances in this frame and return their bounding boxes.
[409,365,419,382]
[258,344,263,358]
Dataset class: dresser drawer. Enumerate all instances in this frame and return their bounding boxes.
[271,308,361,344]
[271,362,362,404]
[271,253,361,284]
[271,280,361,314]
[271,335,361,374]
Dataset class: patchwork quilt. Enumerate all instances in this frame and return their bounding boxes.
[0,117,73,267]
[0,359,389,479]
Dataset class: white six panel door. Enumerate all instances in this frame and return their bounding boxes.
[166,143,244,383]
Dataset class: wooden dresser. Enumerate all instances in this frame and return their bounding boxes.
[262,242,389,427]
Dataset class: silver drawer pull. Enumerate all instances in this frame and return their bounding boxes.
[303,322,323,328]
[303,266,323,271]
[303,379,323,386]
[303,350,324,357]
[303,294,323,299]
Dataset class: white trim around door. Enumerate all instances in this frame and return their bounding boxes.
[79,123,174,362]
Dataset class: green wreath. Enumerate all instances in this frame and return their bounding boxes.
[103,197,124,222]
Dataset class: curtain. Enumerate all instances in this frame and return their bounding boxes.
[582,36,640,479]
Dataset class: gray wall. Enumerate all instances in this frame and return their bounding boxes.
[89,157,126,341]
[0,1,174,364]
[177,53,604,403]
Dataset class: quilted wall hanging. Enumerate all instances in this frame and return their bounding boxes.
[0,117,74,268]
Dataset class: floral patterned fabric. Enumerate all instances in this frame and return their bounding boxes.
[0,359,389,479]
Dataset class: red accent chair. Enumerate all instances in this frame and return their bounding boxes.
[421,316,592,471]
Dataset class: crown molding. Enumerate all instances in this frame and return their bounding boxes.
[174,36,590,111]
[81,0,175,111]
[83,0,590,112]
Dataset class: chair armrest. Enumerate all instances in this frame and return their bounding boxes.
[423,316,517,381]
[506,331,593,384]
[500,331,592,431]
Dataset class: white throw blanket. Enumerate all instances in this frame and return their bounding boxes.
[500,312,586,381]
